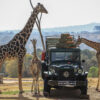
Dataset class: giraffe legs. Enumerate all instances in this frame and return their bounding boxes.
[96,64,100,92]
[0,61,3,93]
[31,78,35,93]
[37,79,40,95]
[0,61,3,71]
[35,80,37,95]
[18,58,24,94]
[35,79,40,95]
[31,78,40,96]
[96,54,100,92]
[31,78,37,95]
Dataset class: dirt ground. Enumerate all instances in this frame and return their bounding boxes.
[0,78,100,100]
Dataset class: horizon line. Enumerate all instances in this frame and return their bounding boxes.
[0,22,100,31]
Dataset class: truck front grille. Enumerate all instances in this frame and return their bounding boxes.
[57,69,75,80]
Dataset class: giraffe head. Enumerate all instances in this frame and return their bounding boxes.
[36,3,48,14]
[31,39,37,47]
[75,36,82,47]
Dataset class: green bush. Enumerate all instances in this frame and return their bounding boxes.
[88,66,98,77]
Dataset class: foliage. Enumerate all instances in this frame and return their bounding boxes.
[88,66,98,77]
[81,49,97,71]
[0,49,98,78]
[5,59,18,78]
[23,54,32,77]
[1,49,42,78]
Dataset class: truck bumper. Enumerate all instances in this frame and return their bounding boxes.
[48,80,86,87]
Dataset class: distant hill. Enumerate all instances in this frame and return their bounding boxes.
[44,23,100,33]
[0,23,100,53]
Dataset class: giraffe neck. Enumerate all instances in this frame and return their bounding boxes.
[33,44,37,58]
[81,38,99,50]
[20,9,39,45]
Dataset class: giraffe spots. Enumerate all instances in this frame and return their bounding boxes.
[7,43,10,48]
[18,36,22,40]
[29,27,32,33]
[20,39,23,44]
[11,44,14,48]
[16,47,19,52]
[2,51,5,55]
[26,29,30,33]
[26,36,29,40]
[13,46,17,51]
[24,27,30,33]
[23,28,27,32]
[33,17,36,21]
[20,45,24,50]
[30,19,33,23]
[0,53,3,58]
[12,41,16,45]
[13,34,19,41]
[11,53,15,57]
[16,41,19,46]
[23,41,26,45]
[27,24,31,29]
[21,33,26,38]
[0,48,3,53]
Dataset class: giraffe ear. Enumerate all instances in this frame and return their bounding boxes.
[38,3,41,5]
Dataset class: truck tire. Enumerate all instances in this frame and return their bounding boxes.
[80,80,87,95]
[80,86,87,95]
[43,79,51,97]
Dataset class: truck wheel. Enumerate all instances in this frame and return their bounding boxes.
[80,79,88,95]
[80,86,87,95]
[80,86,89,99]
[43,79,51,97]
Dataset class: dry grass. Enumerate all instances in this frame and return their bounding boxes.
[0,78,100,100]
[88,78,98,88]
[0,77,98,95]
[0,78,43,94]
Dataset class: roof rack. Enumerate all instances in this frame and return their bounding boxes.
[46,36,60,50]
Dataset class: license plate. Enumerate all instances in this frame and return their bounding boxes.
[58,81,76,87]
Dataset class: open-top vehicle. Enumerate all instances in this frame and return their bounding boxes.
[41,35,88,97]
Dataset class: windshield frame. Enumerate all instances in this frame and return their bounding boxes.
[49,48,81,65]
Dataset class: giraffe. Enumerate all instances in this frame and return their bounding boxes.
[76,36,100,92]
[0,3,48,94]
[30,39,41,95]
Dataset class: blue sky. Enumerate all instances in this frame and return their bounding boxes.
[0,0,100,30]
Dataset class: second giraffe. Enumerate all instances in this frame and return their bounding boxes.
[30,39,42,95]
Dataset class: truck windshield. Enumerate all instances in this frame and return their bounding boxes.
[51,51,80,63]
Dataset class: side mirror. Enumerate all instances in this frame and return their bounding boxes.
[82,60,85,63]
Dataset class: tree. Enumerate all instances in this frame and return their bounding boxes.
[5,59,18,78]
[23,54,32,77]
[81,49,97,71]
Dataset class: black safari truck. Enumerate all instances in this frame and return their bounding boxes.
[41,35,88,97]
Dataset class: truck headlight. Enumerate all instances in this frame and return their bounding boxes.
[74,65,78,73]
[49,68,55,74]
[78,69,82,74]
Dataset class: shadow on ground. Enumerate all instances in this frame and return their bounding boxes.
[48,88,89,100]
[0,88,90,100]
